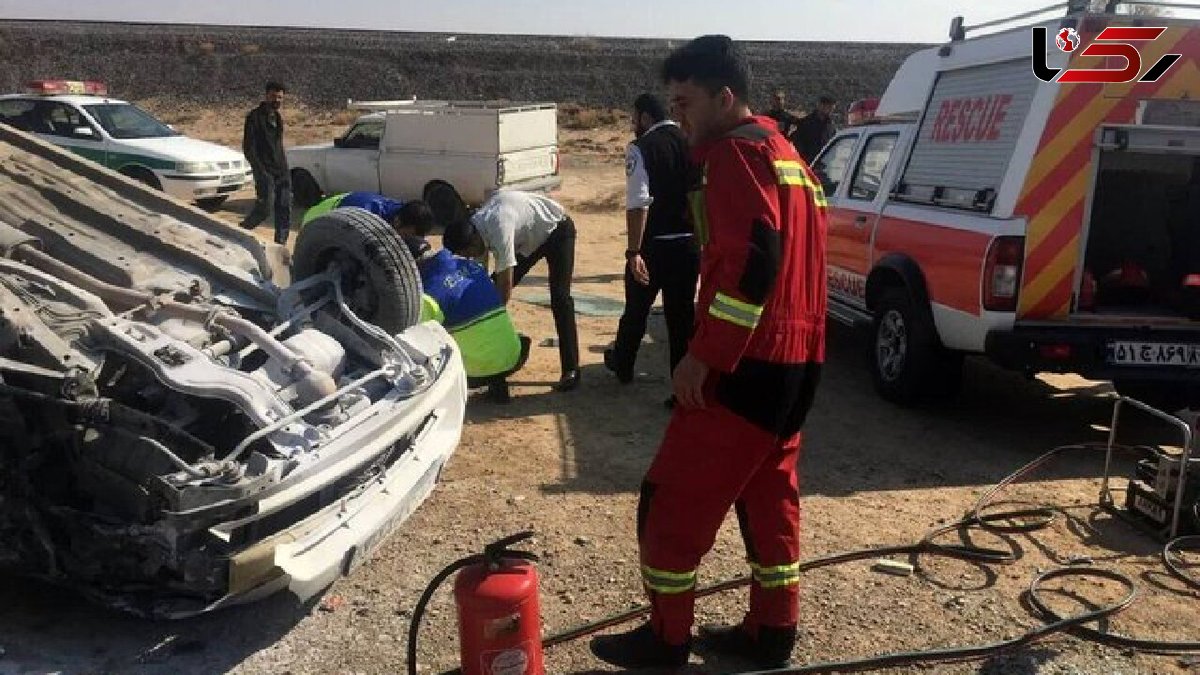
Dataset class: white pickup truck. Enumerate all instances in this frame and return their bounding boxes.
[286,99,562,210]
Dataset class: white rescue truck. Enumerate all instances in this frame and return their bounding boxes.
[817,1,1200,410]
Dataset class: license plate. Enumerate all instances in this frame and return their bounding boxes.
[1133,495,1168,524]
[1107,341,1200,367]
[220,174,242,186]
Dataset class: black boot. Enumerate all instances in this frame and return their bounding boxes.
[486,381,511,404]
[695,622,796,669]
[589,622,690,670]
[604,348,634,384]
[554,369,581,392]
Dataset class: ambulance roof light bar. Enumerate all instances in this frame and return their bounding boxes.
[27,80,108,96]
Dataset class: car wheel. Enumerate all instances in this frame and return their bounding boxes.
[423,179,471,231]
[292,208,422,334]
[292,169,323,209]
[871,288,959,405]
[196,196,228,212]
[122,166,162,191]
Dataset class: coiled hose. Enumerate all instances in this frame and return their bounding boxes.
[411,443,1200,674]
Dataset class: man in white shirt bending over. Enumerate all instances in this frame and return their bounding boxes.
[443,190,581,392]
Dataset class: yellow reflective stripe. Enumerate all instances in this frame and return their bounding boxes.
[773,160,809,187]
[642,565,697,594]
[775,160,830,209]
[751,561,801,589]
[750,561,801,576]
[709,293,763,329]
[757,576,801,589]
[812,183,828,208]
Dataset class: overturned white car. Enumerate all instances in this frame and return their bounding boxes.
[0,123,466,618]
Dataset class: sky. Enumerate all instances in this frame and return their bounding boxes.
[0,0,1162,43]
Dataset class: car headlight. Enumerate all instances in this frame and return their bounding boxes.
[176,161,216,174]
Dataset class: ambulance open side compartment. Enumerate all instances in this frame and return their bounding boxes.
[821,2,1200,410]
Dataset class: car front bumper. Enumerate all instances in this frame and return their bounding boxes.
[136,322,467,618]
[160,170,254,203]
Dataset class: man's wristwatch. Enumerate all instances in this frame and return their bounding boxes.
[625,249,640,260]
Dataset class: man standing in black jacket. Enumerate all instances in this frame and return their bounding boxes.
[764,89,802,141]
[240,81,292,245]
[790,95,837,163]
[604,93,700,408]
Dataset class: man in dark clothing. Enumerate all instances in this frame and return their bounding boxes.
[790,95,837,163]
[764,89,802,141]
[240,81,292,245]
[604,93,699,409]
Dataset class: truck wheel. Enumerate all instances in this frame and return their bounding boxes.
[423,179,471,229]
[121,166,162,191]
[196,196,228,212]
[292,208,422,334]
[871,288,958,404]
[292,169,323,209]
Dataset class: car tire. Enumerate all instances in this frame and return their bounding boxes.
[196,196,228,212]
[871,288,959,405]
[292,208,423,334]
[122,166,162,191]
[423,179,471,230]
[292,169,323,209]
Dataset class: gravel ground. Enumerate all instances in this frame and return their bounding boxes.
[0,111,1197,675]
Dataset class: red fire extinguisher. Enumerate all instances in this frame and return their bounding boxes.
[408,531,544,675]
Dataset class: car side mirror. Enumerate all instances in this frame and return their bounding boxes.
[334,136,347,148]
[74,127,95,139]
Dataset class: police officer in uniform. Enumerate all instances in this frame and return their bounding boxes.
[604,93,700,407]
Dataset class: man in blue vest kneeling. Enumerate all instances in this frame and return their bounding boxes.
[403,236,531,403]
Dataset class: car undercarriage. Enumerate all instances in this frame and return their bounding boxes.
[0,124,465,618]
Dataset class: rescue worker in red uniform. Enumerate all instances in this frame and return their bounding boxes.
[590,35,828,671]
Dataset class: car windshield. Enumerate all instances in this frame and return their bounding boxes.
[83,103,178,139]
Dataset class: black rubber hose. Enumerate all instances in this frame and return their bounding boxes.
[1028,566,1200,653]
[535,442,1200,673]
[407,554,484,675]
[737,568,1138,675]
[541,513,1030,651]
[1164,535,1200,591]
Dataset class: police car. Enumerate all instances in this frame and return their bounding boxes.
[0,80,252,210]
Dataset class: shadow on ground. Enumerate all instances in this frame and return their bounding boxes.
[0,577,312,673]
[470,320,1183,499]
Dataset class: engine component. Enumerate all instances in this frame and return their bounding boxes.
[254,329,347,397]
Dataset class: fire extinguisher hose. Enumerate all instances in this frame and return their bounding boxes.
[407,553,481,675]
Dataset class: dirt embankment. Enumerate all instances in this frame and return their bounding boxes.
[0,20,921,112]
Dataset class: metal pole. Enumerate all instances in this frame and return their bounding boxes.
[1100,398,1124,507]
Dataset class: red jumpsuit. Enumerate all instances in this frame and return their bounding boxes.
[638,115,828,647]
